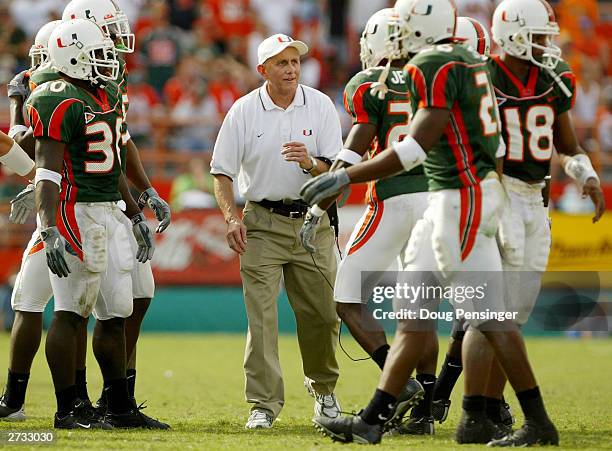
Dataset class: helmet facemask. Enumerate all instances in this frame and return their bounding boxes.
[360,12,405,70]
[101,10,135,53]
[84,39,120,86]
[506,24,561,70]
[29,46,49,69]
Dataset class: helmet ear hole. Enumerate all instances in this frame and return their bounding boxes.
[415,31,422,38]
[70,58,78,65]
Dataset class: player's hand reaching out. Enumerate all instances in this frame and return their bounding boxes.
[40,226,71,278]
[138,187,171,233]
[7,70,30,99]
[582,178,605,223]
[9,183,35,224]
[131,212,155,262]
[226,217,247,254]
[299,210,320,253]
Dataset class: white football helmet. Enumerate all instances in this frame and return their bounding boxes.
[393,0,457,54]
[29,20,62,69]
[456,17,491,55]
[492,0,561,70]
[63,0,135,53]
[48,19,119,85]
[360,8,404,70]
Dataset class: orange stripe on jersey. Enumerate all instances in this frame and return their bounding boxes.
[431,62,456,108]
[451,104,480,185]
[459,184,482,261]
[468,18,486,55]
[491,56,539,97]
[27,105,44,137]
[351,82,374,123]
[348,201,384,256]
[560,71,576,108]
[57,146,83,260]
[48,99,81,141]
[28,240,44,256]
[404,64,428,108]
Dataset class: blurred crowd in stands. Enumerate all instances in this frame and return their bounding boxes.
[0,0,610,212]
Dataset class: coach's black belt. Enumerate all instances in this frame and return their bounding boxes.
[254,199,309,219]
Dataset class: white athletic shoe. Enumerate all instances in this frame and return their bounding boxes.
[0,395,26,421]
[314,393,341,419]
[305,377,341,419]
[245,409,273,429]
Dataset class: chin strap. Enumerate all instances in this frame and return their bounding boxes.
[547,68,572,98]
[369,59,392,100]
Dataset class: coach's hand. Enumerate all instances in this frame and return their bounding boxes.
[281,142,311,170]
[9,183,35,224]
[7,70,30,99]
[300,210,320,254]
[226,217,247,254]
[300,168,350,206]
[583,178,605,223]
[138,187,171,233]
[131,212,155,262]
[40,226,71,278]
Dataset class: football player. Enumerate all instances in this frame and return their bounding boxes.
[480,0,604,446]
[1,0,170,427]
[301,0,558,445]
[300,7,429,433]
[430,16,514,430]
[27,18,158,429]
[60,0,170,418]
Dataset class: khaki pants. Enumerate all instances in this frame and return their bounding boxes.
[240,201,340,418]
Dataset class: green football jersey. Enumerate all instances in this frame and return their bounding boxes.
[343,66,428,202]
[404,44,500,191]
[30,59,131,160]
[26,78,125,203]
[489,56,576,182]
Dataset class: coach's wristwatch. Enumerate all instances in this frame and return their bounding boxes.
[302,155,318,174]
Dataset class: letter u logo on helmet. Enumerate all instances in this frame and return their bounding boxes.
[492,0,561,70]
[63,0,135,53]
[393,0,457,54]
[48,19,119,86]
[360,8,404,70]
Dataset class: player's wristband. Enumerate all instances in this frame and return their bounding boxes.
[0,141,35,176]
[34,168,62,188]
[563,154,599,186]
[392,136,427,172]
[8,125,29,139]
[336,148,363,166]
[310,205,325,217]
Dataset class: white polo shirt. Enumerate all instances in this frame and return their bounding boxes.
[211,82,342,201]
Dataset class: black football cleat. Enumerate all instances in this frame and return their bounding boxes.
[0,394,25,421]
[54,410,112,429]
[385,377,425,428]
[392,415,435,435]
[313,415,383,444]
[432,399,451,423]
[106,403,170,430]
[487,420,559,447]
[499,401,515,427]
[456,413,505,444]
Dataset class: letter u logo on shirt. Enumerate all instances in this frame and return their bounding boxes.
[303,129,312,136]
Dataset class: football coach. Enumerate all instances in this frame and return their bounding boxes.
[211,34,342,429]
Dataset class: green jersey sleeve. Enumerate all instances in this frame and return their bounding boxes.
[553,60,576,114]
[343,70,383,125]
[404,50,460,111]
[26,91,85,143]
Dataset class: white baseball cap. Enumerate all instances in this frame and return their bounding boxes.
[257,34,309,65]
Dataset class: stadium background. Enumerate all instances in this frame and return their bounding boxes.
[0,0,610,335]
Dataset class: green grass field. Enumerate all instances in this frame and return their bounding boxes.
[0,334,610,450]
